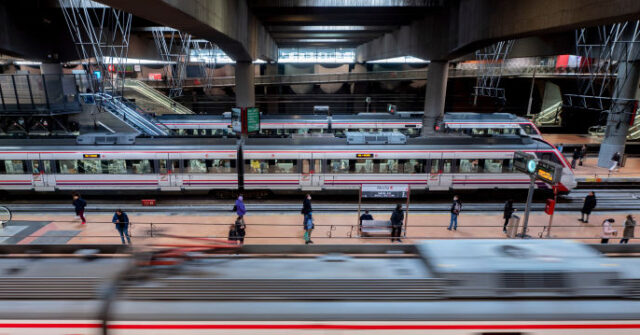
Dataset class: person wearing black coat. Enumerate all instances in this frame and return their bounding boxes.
[390,204,404,242]
[503,199,515,233]
[359,210,374,227]
[301,194,312,228]
[571,148,580,169]
[579,145,587,166]
[72,192,87,225]
[580,191,597,223]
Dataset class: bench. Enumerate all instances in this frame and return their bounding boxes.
[361,220,392,236]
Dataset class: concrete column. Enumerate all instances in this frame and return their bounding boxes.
[422,60,449,136]
[597,61,640,167]
[235,61,255,108]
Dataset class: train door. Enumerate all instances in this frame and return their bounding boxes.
[300,157,323,190]
[28,154,52,191]
[427,154,450,191]
[158,156,181,191]
[310,157,324,188]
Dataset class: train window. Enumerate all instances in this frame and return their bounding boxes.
[378,160,399,174]
[442,159,454,173]
[521,123,536,135]
[158,160,168,174]
[313,159,322,173]
[186,159,207,173]
[430,159,440,173]
[57,160,78,174]
[246,160,297,174]
[354,159,375,173]
[302,159,310,174]
[81,160,102,174]
[102,160,127,174]
[459,159,480,173]
[400,159,425,174]
[31,161,42,174]
[484,159,503,173]
[127,160,152,174]
[502,159,514,173]
[207,159,235,173]
[328,159,349,173]
[0,160,26,174]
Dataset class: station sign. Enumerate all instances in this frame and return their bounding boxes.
[356,153,373,158]
[535,159,563,184]
[83,154,100,159]
[514,151,537,174]
[246,107,260,133]
[232,107,261,134]
[362,184,408,198]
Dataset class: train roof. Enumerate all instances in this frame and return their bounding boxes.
[0,134,553,151]
[443,112,529,122]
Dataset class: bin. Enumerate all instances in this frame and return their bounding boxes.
[506,214,520,238]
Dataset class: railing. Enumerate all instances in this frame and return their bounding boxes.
[96,93,168,136]
[2,219,634,244]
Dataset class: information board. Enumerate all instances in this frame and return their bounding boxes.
[535,160,563,184]
[231,108,242,133]
[362,184,408,198]
[246,107,260,133]
[514,151,537,174]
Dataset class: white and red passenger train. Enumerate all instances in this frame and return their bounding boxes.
[0,135,575,193]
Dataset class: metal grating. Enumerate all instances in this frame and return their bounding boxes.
[0,277,104,299]
[501,272,567,289]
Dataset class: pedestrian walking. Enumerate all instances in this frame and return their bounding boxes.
[233,194,247,225]
[112,209,131,245]
[390,204,404,242]
[620,214,636,244]
[579,191,597,223]
[72,192,87,225]
[301,194,314,244]
[579,144,587,166]
[228,216,246,244]
[571,148,580,169]
[601,218,617,244]
[609,151,621,173]
[502,199,515,233]
[448,195,462,231]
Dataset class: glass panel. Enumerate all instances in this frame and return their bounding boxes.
[484,159,503,173]
[521,124,536,135]
[171,160,180,173]
[186,159,207,173]
[127,160,152,174]
[313,159,322,173]
[3,160,26,174]
[354,159,374,173]
[442,159,453,173]
[272,159,297,173]
[402,159,424,174]
[57,160,78,174]
[328,159,350,173]
[103,160,126,174]
[248,160,263,173]
[459,159,480,173]
[43,160,51,173]
[503,159,514,173]
[207,159,235,173]
[158,160,168,174]
[81,160,102,174]
[430,159,440,173]
[378,159,398,174]
[302,159,310,174]
[31,161,42,174]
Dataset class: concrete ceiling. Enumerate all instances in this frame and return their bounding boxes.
[248,0,443,48]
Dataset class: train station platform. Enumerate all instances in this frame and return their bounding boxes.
[543,133,603,145]
[3,210,639,245]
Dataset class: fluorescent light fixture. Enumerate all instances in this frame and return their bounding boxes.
[296,39,352,43]
[101,57,174,65]
[14,60,42,65]
[368,56,429,63]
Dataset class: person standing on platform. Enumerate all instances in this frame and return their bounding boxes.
[610,151,621,173]
[621,214,636,244]
[234,194,246,225]
[228,216,246,244]
[571,148,580,169]
[601,218,617,244]
[360,210,374,228]
[502,199,515,233]
[579,191,597,223]
[579,144,587,166]
[557,143,564,154]
[72,192,87,225]
[112,209,131,245]
[390,204,404,242]
[448,195,462,231]
[301,194,314,244]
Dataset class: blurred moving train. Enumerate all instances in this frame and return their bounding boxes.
[0,133,575,193]
[156,112,542,138]
[0,240,639,334]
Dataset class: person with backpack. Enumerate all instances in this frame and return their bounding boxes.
[502,199,515,233]
[448,195,462,231]
[601,218,617,244]
[72,192,87,225]
[301,194,312,228]
[112,209,131,245]
[579,191,597,223]
[390,204,404,242]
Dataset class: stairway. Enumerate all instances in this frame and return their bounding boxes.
[95,93,169,136]
[123,79,193,115]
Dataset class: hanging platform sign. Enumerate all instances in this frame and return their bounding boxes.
[362,184,408,198]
